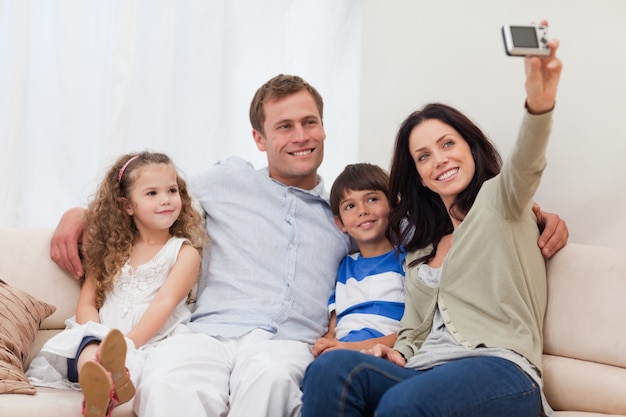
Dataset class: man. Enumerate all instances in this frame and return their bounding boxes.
[50,74,568,416]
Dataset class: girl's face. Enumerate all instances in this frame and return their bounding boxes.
[408,119,475,210]
[124,163,182,233]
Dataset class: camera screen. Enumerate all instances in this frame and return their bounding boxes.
[510,26,539,48]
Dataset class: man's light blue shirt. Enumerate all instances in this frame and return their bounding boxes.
[188,156,352,344]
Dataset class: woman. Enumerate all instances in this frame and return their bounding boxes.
[300,25,562,417]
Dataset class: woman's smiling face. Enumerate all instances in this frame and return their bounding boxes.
[409,118,475,209]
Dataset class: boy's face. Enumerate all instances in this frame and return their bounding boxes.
[334,188,392,255]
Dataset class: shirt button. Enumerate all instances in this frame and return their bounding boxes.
[288,243,294,249]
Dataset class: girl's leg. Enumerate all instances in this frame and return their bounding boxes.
[376,356,541,417]
[77,343,99,369]
[301,350,416,417]
[69,336,101,383]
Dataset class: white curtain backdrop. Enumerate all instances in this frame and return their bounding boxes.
[0,0,362,228]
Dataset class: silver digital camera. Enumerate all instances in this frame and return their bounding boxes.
[502,24,550,57]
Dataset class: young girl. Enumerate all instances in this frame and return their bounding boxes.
[301,25,562,417]
[27,151,207,417]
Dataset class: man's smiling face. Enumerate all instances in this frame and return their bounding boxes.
[253,89,326,190]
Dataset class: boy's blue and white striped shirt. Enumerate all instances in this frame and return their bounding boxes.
[329,249,406,342]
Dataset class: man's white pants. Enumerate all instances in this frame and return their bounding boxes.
[134,329,313,417]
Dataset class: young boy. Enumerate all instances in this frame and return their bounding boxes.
[313,163,406,357]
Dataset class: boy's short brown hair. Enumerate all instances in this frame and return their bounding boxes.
[249,74,324,135]
[330,163,390,217]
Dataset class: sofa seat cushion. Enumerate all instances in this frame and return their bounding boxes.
[543,354,626,414]
[555,413,626,417]
[0,387,134,417]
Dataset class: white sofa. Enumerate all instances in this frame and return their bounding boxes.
[1,228,626,416]
[0,229,133,417]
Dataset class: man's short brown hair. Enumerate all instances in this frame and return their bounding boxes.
[249,74,324,135]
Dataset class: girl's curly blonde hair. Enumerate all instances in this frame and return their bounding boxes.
[83,151,207,308]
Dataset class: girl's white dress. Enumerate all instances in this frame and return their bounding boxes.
[26,237,193,389]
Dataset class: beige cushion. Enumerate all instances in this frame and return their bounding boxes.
[543,354,626,414]
[544,243,626,367]
[0,279,56,395]
[543,243,626,414]
[555,413,626,417]
[0,229,81,331]
[0,386,134,416]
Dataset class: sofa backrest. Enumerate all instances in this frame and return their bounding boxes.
[544,242,626,366]
[0,228,80,330]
